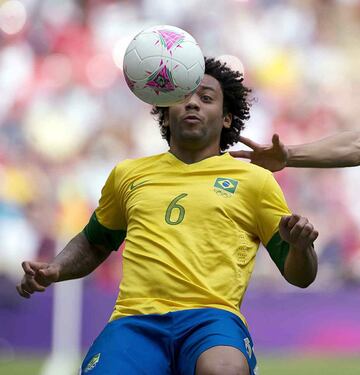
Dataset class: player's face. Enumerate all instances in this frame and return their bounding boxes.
[166,74,232,150]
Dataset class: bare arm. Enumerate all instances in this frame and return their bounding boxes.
[17,232,112,298]
[51,232,111,281]
[230,131,360,171]
[287,131,360,168]
[279,214,318,288]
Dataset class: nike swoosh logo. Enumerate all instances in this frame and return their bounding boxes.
[129,180,149,191]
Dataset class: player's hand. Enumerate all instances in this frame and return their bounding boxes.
[279,214,319,251]
[230,134,288,172]
[16,261,60,299]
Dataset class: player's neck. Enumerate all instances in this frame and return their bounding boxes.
[169,144,221,164]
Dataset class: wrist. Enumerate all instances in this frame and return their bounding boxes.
[289,242,314,253]
[286,146,296,167]
[49,263,61,282]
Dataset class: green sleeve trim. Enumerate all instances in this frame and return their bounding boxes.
[265,231,290,275]
[83,212,126,252]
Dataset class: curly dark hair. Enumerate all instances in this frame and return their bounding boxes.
[151,57,252,151]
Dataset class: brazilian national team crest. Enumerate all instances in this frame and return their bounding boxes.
[84,353,101,373]
[214,177,238,197]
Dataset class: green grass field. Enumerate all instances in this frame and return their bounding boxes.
[0,355,359,375]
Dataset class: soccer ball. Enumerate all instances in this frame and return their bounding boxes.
[123,25,205,107]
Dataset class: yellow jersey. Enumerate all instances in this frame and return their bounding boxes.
[84,152,291,324]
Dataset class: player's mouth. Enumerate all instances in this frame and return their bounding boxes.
[183,114,202,123]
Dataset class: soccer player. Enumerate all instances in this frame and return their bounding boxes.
[17,58,319,375]
[230,131,360,171]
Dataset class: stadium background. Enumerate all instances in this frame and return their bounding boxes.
[0,0,359,374]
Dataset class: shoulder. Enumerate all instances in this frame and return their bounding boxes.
[113,153,167,176]
[224,153,273,179]
[110,153,168,187]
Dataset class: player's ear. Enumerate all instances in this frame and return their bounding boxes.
[223,112,232,129]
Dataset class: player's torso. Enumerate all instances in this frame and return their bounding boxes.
[112,152,263,317]
[122,153,259,253]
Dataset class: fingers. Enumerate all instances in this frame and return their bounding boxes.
[289,217,311,240]
[230,134,259,159]
[280,215,291,228]
[287,214,303,229]
[272,133,286,151]
[238,136,260,150]
[22,261,49,275]
[16,284,31,299]
[21,261,35,276]
[272,133,288,157]
[280,214,319,249]
[35,266,59,286]
[16,275,46,299]
[307,228,319,243]
[272,133,280,146]
[17,262,56,299]
[229,150,253,159]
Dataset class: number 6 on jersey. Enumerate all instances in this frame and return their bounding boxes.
[165,193,188,225]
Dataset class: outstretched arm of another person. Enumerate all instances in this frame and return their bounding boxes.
[286,130,360,168]
[16,232,112,299]
[230,131,360,170]
[280,214,318,288]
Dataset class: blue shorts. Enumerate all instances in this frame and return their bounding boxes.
[80,308,257,375]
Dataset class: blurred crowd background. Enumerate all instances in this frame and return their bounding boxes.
[1,0,360,360]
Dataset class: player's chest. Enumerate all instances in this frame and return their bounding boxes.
[123,172,252,226]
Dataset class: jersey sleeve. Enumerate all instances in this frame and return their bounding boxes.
[255,173,292,274]
[83,166,127,251]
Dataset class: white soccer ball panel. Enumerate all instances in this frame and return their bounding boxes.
[123,49,142,80]
[125,55,163,81]
[187,62,205,89]
[131,31,165,60]
[170,63,189,89]
[171,41,204,69]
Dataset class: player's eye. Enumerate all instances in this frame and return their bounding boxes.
[202,95,213,102]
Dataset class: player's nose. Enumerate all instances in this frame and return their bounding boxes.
[184,94,200,111]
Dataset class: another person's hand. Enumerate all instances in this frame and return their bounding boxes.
[16,261,60,299]
[230,134,288,172]
[279,214,318,251]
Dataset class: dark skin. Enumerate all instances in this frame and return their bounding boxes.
[17,74,318,375]
[16,232,111,298]
[165,74,232,164]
